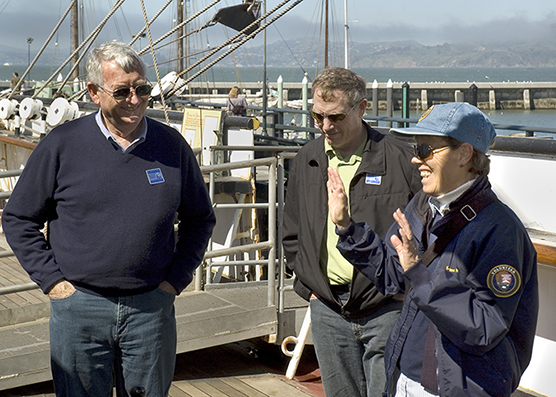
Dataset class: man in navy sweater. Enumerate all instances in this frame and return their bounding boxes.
[2,41,216,396]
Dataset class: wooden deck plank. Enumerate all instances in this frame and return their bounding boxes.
[171,381,211,397]
[183,379,232,397]
[219,377,271,397]
[236,375,312,397]
[168,383,195,397]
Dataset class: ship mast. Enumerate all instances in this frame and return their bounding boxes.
[71,0,79,79]
[324,0,328,68]
[344,0,348,69]
[177,0,184,74]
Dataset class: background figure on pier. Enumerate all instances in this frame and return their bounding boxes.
[10,72,20,91]
[328,102,538,396]
[227,85,248,116]
[2,40,216,396]
[282,67,421,397]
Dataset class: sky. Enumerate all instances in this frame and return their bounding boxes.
[1,0,555,54]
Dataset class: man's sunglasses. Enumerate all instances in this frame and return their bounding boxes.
[98,84,152,100]
[310,102,359,124]
[413,144,450,161]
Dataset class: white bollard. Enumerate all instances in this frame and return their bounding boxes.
[277,75,283,109]
[302,74,308,133]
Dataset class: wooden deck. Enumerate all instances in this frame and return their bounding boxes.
[0,230,548,397]
[2,339,324,397]
[0,231,310,392]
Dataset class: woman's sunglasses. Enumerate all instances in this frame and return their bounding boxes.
[413,144,450,161]
[98,84,152,101]
[310,102,359,124]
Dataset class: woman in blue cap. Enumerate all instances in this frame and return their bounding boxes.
[327,102,538,397]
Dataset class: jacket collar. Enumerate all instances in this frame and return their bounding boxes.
[414,175,493,237]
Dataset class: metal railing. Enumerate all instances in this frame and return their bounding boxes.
[0,148,303,324]
[174,98,556,140]
[198,145,299,310]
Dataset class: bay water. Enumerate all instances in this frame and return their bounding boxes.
[2,65,555,136]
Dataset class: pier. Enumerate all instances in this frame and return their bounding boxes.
[3,80,556,110]
[183,80,556,110]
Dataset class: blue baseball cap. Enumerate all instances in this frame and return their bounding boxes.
[390,102,496,153]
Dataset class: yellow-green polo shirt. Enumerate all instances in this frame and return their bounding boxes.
[320,138,366,285]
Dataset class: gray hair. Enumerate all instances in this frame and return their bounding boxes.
[86,40,147,87]
[312,67,367,107]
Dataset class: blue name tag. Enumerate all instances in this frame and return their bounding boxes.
[365,174,382,185]
[146,168,165,185]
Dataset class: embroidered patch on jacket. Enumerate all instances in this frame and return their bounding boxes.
[487,265,521,298]
[146,168,165,185]
[365,174,382,185]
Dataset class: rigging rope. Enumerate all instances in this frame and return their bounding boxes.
[55,0,127,101]
[139,0,170,127]
[128,0,174,47]
[137,0,222,57]
[166,0,304,98]
[170,0,294,88]
[271,24,311,82]
[6,0,77,100]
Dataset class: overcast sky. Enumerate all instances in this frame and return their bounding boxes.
[1,0,555,51]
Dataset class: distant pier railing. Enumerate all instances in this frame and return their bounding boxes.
[179,80,556,110]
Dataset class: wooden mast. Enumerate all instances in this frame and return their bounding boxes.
[71,0,79,80]
[177,0,184,74]
[324,0,328,68]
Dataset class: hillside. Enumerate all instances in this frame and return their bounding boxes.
[3,39,556,69]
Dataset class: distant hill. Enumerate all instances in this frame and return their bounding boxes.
[221,39,556,68]
[346,40,556,68]
[3,39,556,69]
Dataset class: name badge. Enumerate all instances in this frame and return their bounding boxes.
[146,168,165,185]
[365,174,382,185]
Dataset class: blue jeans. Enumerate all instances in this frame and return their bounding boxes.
[49,288,176,397]
[310,294,402,397]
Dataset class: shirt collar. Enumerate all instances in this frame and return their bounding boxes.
[95,110,147,152]
[324,137,366,164]
[428,178,476,216]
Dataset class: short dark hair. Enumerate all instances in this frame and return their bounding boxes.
[312,67,366,107]
[445,137,490,176]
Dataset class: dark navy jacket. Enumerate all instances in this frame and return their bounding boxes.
[337,176,538,396]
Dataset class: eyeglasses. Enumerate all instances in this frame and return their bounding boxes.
[97,84,152,100]
[310,102,359,124]
[413,144,450,161]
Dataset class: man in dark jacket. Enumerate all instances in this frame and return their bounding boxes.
[282,67,421,397]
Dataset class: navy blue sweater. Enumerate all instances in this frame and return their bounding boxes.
[2,113,215,295]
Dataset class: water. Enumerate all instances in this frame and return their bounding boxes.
[2,65,555,136]
[373,108,556,138]
[3,65,556,84]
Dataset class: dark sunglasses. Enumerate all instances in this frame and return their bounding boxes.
[310,102,359,124]
[98,83,152,100]
[413,144,450,161]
